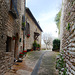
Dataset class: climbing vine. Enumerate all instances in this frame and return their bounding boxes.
[55,9,61,34]
[68,12,70,16]
[22,22,25,27]
[66,23,70,31]
[56,50,67,75]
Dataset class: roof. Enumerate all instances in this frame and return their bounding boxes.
[26,7,43,32]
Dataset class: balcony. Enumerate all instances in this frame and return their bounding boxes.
[9,0,19,19]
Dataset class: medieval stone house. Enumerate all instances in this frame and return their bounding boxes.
[25,8,43,50]
[0,0,26,74]
[60,0,75,74]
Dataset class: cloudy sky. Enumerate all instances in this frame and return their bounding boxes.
[26,0,62,38]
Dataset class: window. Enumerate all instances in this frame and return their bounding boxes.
[10,0,12,10]
[22,15,25,30]
[10,0,17,10]
[6,37,12,52]
[9,0,18,18]
[26,21,30,35]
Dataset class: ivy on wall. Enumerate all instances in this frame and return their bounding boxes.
[66,23,70,31]
[55,9,61,34]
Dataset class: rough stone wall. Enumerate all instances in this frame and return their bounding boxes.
[0,1,14,74]
[25,12,42,50]
[18,0,25,52]
[0,0,25,75]
[60,0,75,74]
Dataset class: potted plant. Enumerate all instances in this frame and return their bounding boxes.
[37,44,40,50]
[31,49,33,51]
[19,52,24,58]
[33,41,38,50]
[23,50,27,54]
[12,36,16,40]
[22,22,25,30]
[27,34,30,38]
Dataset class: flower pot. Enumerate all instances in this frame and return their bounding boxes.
[12,36,16,40]
[27,37,29,38]
[27,34,30,38]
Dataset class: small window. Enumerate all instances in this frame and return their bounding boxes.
[6,36,12,52]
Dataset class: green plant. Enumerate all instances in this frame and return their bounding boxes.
[55,9,61,34]
[71,1,73,5]
[63,68,67,75]
[23,50,27,54]
[52,39,60,51]
[37,44,40,48]
[22,22,25,27]
[56,51,67,75]
[66,23,70,31]
[68,12,70,16]
[33,41,38,50]
[27,34,30,38]
[19,52,24,57]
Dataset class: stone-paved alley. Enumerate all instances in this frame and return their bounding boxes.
[5,50,59,75]
[37,51,59,75]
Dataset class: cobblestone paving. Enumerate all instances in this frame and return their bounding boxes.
[4,51,45,75]
[37,51,59,75]
[4,50,59,75]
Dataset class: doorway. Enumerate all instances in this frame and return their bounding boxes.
[14,33,19,60]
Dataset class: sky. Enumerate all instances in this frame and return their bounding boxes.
[26,0,62,39]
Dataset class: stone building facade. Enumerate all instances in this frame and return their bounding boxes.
[25,8,43,50]
[60,0,75,74]
[0,0,25,75]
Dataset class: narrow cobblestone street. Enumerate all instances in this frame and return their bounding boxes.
[5,50,59,75]
[0,0,75,75]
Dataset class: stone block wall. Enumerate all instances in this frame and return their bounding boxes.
[0,0,25,75]
[0,1,14,74]
[25,12,42,50]
[60,0,75,74]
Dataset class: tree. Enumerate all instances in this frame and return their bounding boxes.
[55,10,61,34]
[43,33,52,50]
[52,39,60,51]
